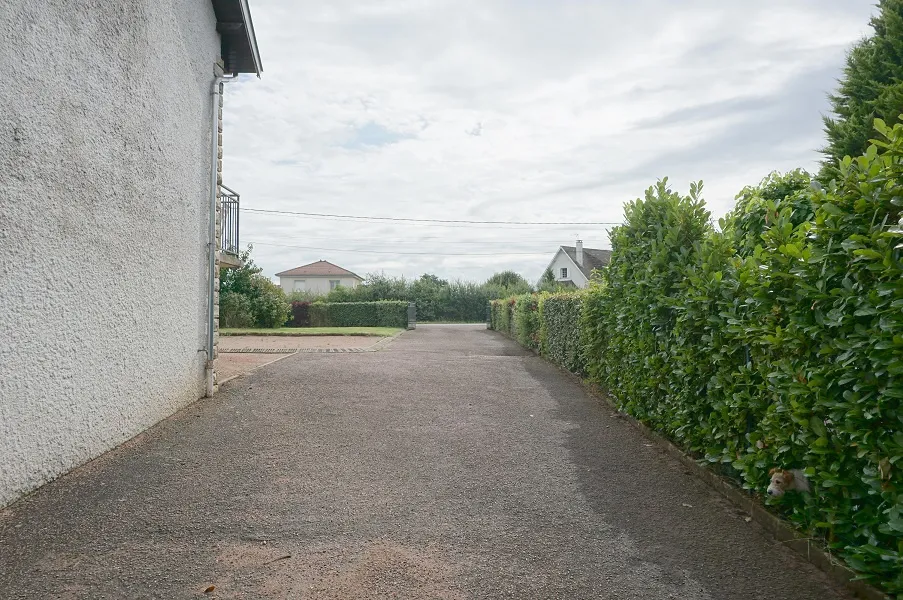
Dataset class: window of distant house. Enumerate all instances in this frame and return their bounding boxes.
[330,280,341,290]
[293,280,306,291]
[560,267,568,279]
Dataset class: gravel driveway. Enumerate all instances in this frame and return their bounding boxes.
[0,325,849,599]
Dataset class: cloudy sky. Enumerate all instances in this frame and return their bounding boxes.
[223,0,877,285]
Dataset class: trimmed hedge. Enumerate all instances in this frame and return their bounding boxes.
[513,294,540,350]
[289,301,311,327]
[490,297,515,337]
[306,301,408,328]
[489,121,903,595]
[539,293,585,373]
[489,292,586,373]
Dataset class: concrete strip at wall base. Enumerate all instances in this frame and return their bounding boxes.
[492,332,888,600]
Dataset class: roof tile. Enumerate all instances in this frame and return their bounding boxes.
[275,260,363,279]
[561,246,612,279]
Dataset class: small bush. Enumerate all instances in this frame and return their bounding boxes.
[220,291,253,328]
[248,277,291,328]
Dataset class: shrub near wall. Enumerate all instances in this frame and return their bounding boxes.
[307,301,408,328]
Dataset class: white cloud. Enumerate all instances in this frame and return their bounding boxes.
[224,0,876,284]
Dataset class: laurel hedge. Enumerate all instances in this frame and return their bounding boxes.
[538,293,585,373]
[488,292,585,373]
[490,297,515,337]
[306,301,408,328]
[490,120,903,594]
[513,294,541,350]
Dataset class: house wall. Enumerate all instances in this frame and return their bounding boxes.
[280,277,361,295]
[548,251,589,288]
[0,0,221,507]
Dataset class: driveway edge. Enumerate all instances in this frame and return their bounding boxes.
[217,352,298,388]
[366,329,406,352]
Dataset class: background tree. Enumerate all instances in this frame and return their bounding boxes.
[536,267,564,293]
[417,273,448,287]
[219,244,290,328]
[484,270,531,290]
[308,270,534,322]
[219,245,261,297]
[822,0,903,174]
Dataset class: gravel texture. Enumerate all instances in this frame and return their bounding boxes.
[0,325,850,599]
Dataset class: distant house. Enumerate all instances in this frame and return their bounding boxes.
[276,260,364,295]
[544,240,612,288]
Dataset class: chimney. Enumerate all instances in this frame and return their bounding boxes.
[575,238,584,267]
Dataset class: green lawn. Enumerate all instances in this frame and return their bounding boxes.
[220,327,402,337]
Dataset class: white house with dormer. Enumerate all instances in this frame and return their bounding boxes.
[543,239,612,288]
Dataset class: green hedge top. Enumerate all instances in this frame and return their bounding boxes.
[308,301,408,329]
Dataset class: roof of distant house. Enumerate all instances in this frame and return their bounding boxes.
[561,246,612,279]
[275,260,364,280]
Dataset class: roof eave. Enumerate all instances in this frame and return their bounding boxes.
[213,0,263,76]
[545,247,587,281]
[236,0,263,76]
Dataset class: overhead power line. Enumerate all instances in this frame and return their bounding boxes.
[243,207,621,226]
[252,234,610,246]
[247,241,550,257]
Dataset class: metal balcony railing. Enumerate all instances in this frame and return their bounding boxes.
[219,184,240,256]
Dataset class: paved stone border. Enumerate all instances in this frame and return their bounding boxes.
[218,332,395,337]
[219,330,406,356]
[220,348,368,354]
[367,329,405,351]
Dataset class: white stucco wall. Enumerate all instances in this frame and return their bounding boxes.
[280,277,361,295]
[548,250,589,288]
[0,0,221,507]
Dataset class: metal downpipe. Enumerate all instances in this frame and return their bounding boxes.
[206,72,236,397]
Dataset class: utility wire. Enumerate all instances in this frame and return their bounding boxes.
[243,207,621,226]
[251,235,609,246]
[247,241,550,257]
